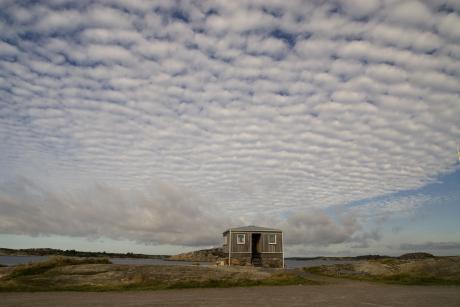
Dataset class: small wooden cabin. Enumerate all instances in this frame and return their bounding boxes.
[222,226,284,268]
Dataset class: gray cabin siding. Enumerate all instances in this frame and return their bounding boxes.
[223,231,282,253]
[260,233,283,253]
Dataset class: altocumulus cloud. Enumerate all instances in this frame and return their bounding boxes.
[0,0,459,249]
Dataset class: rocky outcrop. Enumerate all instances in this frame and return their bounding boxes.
[168,248,225,262]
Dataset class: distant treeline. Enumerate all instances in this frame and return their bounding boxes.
[0,247,170,259]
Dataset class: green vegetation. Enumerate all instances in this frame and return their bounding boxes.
[306,257,460,285]
[0,256,318,292]
[376,274,460,286]
[118,274,317,291]
[3,255,458,291]
[165,274,316,289]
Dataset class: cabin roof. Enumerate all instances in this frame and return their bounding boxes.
[223,225,282,234]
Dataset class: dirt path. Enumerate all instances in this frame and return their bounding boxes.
[1,280,460,307]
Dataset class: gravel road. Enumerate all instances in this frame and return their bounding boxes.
[1,280,460,307]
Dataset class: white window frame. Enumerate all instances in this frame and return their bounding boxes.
[223,235,228,245]
[236,234,245,245]
[268,233,277,245]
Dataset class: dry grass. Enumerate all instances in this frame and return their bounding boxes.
[307,256,460,285]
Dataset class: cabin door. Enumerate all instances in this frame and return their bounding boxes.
[251,233,261,265]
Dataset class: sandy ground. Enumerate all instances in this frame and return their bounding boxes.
[1,279,460,307]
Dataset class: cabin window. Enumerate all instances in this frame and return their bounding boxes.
[268,234,277,244]
[223,235,228,245]
[237,234,245,244]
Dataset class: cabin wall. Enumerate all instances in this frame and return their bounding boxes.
[231,232,250,253]
[222,232,251,253]
[259,233,283,253]
[223,232,283,253]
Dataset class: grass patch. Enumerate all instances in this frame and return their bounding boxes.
[377,274,460,286]
[306,258,460,286]
[0,263,319,292]
[6,256,111,279]
[306,266,323,274]
[0,275,318,292]
[376,258,400,265]
[109,273,318,291]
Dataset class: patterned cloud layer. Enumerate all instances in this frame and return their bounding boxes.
[1,0,459,249]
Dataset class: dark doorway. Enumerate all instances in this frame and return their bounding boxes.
[251,233,261,266]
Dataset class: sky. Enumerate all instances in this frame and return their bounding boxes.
[0,0,459,257]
